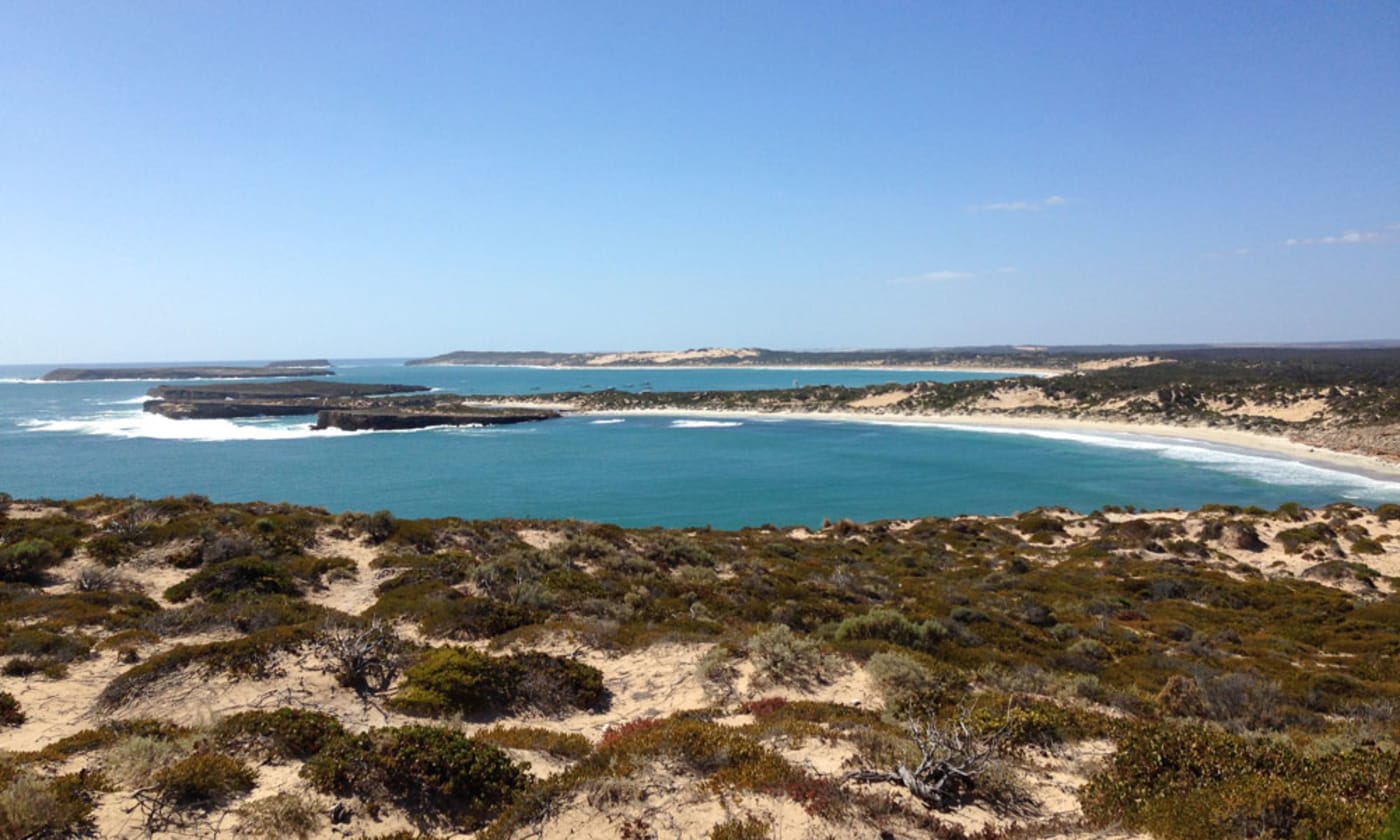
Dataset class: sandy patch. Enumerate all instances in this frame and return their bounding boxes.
[970,387,1069,411]
[522,772,845,840]
[304,531,389,616]
[1207,397,1329,423]
[586,348,762,366]
[518,528,567,551]
[848,389,912,409]
[1075,356,1173,372]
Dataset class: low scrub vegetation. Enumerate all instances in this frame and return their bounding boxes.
[3,495,1399,837]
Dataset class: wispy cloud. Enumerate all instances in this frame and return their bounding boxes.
[1285,222,1400,247]
[1214,222,1399,257]
[893,267,1016,285]
[973,195,1067,212]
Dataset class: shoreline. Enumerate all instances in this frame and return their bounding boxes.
[573,407,1400,483]
[411,362,1064,377]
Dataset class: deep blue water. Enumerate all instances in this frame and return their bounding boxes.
[2,361,1396,528]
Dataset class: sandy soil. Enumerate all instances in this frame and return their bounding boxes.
[586,348,763,366]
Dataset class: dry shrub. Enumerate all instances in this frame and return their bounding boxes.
[0,771,97,838]
[103,735,187,787]
[746,625,843,689]
[233,792,321,839]
[867,651,961,716]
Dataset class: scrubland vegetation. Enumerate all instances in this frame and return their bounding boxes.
[506,350,1400,462]
[1,492,1399,837]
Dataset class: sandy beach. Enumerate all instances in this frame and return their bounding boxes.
[580,407,1400,483]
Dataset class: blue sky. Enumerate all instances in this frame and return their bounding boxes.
[2,1,1397,363]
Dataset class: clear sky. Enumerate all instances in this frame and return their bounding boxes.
[2,1,1398,363]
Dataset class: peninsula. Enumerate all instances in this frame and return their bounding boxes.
[405,345,1082,371]
[40,362,336,382]
[476,346,1400,470]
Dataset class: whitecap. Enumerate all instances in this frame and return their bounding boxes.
[19,414,365,442]
[925,423,1400,497]
[102,395,160,405]
[590,418,626,425]
[670,419,742,429]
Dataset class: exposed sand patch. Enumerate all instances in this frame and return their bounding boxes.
[518,528,566,551]
[1075,356,1172,371]
[2,504,66,519]
[0,654,128,752]
[848,389,912,409]
[520,772,844,840]
[586,348,762,366]
[970,387,1069,411]
[1202,510,1400,593]
[1207,397,1329,423]
[304,530,389,616]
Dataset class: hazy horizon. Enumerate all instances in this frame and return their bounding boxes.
[3,2,1397,364]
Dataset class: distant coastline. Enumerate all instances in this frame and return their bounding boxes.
[570,406,1400,483]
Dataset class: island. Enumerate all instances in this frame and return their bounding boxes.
[142,379,560,430]
[40,362,336,382]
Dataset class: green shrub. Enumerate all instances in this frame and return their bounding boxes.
[1377,504,1400,523]
[1372,800,1400,840]
[709,815,771,840]
[389,646,607,718]
[147,593,323,636]
[371,582,541,639]
[830,608,948,652]
[1,628,92,663]
[473,725,593,760]
[1081,721,1399,839]
[163,556,299,602]
[1352,537,1386,555]
[302,725,527,828]
[389,647,514,716]
[0,539,62,582]
[211,708,346,761]
[151,750,255,808]
[0,692,22,727]
[1276,524,1336,554]
[511,651,608,713]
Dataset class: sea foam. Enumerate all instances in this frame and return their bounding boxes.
[20,414,361,442]
[925,423,1400,498]
[670,419,742,429]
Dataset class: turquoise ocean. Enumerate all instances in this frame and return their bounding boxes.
[2,361,1396,528]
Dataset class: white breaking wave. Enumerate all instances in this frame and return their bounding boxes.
[670,419,742,429]
[925,423,1400,497]
[19,414,364,442]
[590,418,626,425]
[104,395,159,405]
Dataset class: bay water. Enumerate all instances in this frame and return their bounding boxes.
[2,361,1396,528]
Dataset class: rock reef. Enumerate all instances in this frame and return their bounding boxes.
[141,380,559,430]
